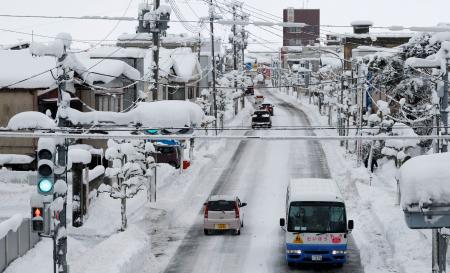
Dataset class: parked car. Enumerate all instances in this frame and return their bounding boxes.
[203,195,247,235]
[259,102,274,116]
[245,85,254,96]
[148,140,182,169]
[251,110,272,128]
[255,95,264,104]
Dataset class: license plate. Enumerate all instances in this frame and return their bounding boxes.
[311,255,322,261]
[215,224,228,229]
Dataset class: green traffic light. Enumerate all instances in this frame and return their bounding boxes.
[38,178,53,193]
[146,129,158,135]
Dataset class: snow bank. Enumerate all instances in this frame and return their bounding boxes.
[0,214,24,238]
[71,225,159,273]
[400,152,450,209]
[7,111,56,130]
[62,100,204,127]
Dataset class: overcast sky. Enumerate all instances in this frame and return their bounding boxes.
[0,0,449,51]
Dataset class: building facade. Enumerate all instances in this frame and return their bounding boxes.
[283,8,320,47]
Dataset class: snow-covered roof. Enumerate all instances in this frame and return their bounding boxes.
[351,20,373,26]
[89,46,148,59]
[0,48,141,89]
[74,53,141,85]
[159,47,202,82]
[341,32,414,39]
[288,178,344,203]
[400,152,450,209]
[61,100,204,127]
[0,49,57,89]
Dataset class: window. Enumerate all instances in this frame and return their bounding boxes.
[188,87,195,99]
[208,200,236,211]
[95,94,123,112]
[287,202,346,233]
[288,27,301,33]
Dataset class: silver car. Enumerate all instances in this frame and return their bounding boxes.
[203,195,247,235]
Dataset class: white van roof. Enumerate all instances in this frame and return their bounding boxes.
[288,178,344,203]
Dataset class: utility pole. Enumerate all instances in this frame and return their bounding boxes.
[441,58,449,152]
[432,58,449,273]
[55,40,70,273]
[209,0,218,135]
[152,0,160,101]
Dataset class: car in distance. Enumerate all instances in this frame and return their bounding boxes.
[251,110,272,129]
[245,85,254,96]
[203,195,247,235]
[255,95,264,104]
[259,102,274,116]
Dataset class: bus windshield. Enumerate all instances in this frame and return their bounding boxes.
[287,202,346,233]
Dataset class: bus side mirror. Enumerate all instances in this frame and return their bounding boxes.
[348,220,354,230]
[280,218,285,227]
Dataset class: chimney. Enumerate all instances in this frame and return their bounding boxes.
[351,20,373,34]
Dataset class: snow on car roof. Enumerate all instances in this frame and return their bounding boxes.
[208,195,236,201]
[288,178,344,203]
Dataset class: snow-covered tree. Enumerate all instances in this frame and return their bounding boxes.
[100,139,147,231]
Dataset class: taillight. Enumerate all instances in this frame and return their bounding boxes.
[234,203,240,219]
[204,205,209,219]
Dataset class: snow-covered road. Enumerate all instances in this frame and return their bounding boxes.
[161,88,363,273]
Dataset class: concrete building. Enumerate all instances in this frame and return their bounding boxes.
[283,8,320,47]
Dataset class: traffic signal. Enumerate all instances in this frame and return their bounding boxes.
[31,207,44,232]
[30,193,46,233]
[37,138,56,195]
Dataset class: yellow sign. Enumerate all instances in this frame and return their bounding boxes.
[293,234,303,244]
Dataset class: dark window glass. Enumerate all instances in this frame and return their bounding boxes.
[287,202,346,233]
[208,200,235,211]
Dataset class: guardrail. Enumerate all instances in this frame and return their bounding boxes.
[0,215,40,272]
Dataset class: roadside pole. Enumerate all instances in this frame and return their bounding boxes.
[152,0,161,101]
[209,0,218,135]
[432,58,449,273]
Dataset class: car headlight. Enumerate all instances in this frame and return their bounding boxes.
[286,250,302,254]
[332,250,346,255]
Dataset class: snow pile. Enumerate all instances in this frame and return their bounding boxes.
[88,165,105,182]
[0,214,24,238]
[7,111,56,130]
[400,152,450,209]
[68,148,92,165]
[70,225,159,273]
[0,154,34,165]
[61,100,204,127]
